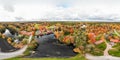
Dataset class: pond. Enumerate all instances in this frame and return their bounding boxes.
[27,34,77,57]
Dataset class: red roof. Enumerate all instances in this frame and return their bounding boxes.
[95,40,104,45]
[110,39,120,43]
[20,31,33,36]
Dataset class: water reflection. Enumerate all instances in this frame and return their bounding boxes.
[35,34,56,43]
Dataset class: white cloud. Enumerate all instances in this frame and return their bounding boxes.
[0,0,120,21]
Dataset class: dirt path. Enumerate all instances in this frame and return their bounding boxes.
[86,40,120,60]
[103,40,112,56]
[86,53,120,60]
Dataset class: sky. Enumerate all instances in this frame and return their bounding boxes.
[0,0,120,21]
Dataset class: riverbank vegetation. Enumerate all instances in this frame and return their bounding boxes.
[5,54,86,60]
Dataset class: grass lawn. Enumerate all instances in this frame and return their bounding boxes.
[5,54,87,60]
[109,49,120,57]
[109,43,120,57]
[90,42,106,56]
[109,48,120,57]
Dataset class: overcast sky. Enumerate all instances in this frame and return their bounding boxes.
[0,0,120,21]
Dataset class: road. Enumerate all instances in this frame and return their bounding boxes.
[1,29,120,60]
[86,54,120,60]
[103,40,112,56]
[86,40,120,60]
[0,35,32,59]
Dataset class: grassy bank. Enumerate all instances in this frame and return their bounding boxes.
[5,54,87,60]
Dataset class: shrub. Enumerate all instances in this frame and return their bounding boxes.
[23,49,31,56]
[27,40,38,50]
[95,42,106,51]
[21,39,27,45]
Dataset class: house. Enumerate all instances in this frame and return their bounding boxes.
[95,40,104,45]
[20,31,33,36]
[110,39,120,43]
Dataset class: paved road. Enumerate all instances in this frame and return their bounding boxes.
[2,29,120,60]
[0,35,32,59]
[0,38,16,52]
[0,29,18,52]
[0,45,27,59]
